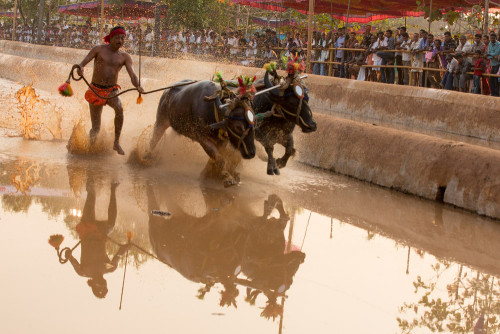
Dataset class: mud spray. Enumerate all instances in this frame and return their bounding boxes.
[14,84,63,140]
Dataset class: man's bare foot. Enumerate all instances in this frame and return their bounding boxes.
[113,142,125,155]
[89,129,98,146]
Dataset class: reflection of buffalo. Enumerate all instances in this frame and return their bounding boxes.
[146,185,305,311]
[147,184,246,285]
[241,195,305,293]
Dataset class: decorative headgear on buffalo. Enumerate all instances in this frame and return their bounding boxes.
[104,26,126,44]
[281,54,305,76]
[237,75,257,97]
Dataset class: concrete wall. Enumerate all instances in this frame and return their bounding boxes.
[1,40,500,220]
[295,114,500,219]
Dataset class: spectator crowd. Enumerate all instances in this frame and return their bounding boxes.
[1,21,499,96]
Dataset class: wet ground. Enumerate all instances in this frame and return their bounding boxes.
[1,78,500,334]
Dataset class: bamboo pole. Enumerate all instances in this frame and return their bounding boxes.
[278,0,284,43]
[99,0,104,41]
[484,0,490,36]
[12,0,18,41]
[306,0,314,73]
[428,0,433,33]
[346,0,351,29]
[330,0,333,32]
[409,52,414,86]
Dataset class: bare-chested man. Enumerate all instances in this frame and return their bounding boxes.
[77,26,144,155]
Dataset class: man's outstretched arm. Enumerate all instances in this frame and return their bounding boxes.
[124,54,144,93]
[77,46,99,76]
[66,250,84,276]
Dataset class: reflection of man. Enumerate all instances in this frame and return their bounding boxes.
[65,176,129,298]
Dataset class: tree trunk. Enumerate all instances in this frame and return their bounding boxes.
[19,0,27,26]
[46,0,50,27]
[37,0,46,44]
[153,1,161,56]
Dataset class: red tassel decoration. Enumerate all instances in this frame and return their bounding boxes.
[58,81,73,97]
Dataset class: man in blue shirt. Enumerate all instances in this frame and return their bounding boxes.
[487,33,500,96]
[334,27,346,78]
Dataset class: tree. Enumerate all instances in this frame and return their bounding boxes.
[398,260,500,333]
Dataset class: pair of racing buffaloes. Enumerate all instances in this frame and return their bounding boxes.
[148,64,318,187]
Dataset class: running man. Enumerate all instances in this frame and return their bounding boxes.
[77,26,144,155]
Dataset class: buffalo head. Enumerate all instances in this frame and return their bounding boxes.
[210,97,256,159]
[264,71,317,133]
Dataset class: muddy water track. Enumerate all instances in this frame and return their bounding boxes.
[1,76,500,333]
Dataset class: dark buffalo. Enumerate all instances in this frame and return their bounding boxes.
[252,71,317,175]
[150,80,256,187]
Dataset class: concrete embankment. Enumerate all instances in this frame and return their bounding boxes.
[295,114,500,219]
[1,41,499,219]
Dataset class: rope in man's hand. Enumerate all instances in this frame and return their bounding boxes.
[58,64,198,101]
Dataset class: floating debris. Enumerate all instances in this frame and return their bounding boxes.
[151,210,172,217]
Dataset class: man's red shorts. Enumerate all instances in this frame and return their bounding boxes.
[84,83,120,106]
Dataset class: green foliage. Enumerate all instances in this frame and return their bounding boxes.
[164,0,230,30]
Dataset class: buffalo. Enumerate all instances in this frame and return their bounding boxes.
[149,80,257,187]
[252,70,317,175]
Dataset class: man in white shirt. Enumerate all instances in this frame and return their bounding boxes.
[441,54,463,90]
[398,32,412,85]
[228,31,238,57]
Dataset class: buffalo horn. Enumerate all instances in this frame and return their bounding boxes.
[264,71,280,96]
[209,119,227,130]
[215,96,228,112]
[260,110,274,118]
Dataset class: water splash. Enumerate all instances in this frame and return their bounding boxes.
[14,84,43,140]
[130,125,162,166]
[13,84,64,140]
[66,119,113,155]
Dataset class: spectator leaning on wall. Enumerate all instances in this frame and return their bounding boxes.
[487,33,500,97]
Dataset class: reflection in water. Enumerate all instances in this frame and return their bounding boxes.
[147,185,305,320]
[50,172,130,298]
[10,160,41,195]
[3,150,500,332]
[398,258,500,333]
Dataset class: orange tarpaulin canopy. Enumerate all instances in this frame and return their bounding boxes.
[233,0,491,18]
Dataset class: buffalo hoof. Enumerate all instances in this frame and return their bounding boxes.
[233,172,241,183]
[223,179,237,188]
[276,158,287,169]
[274,168,280,175]
[267,169,274,175]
